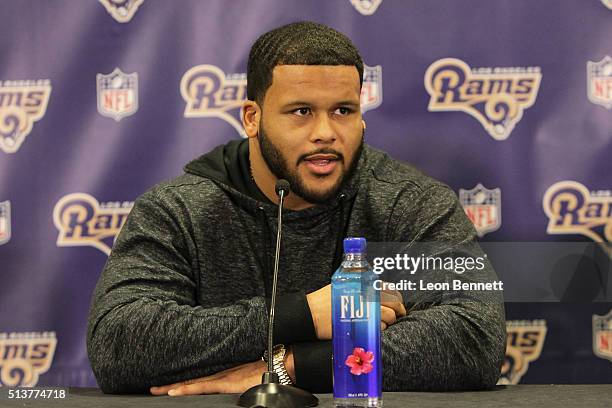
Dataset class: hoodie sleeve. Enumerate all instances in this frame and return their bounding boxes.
[87,189,269,394]
[290,184,505,393]
[380,184,506,391]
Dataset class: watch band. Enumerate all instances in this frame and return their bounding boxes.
[262,344,293,385]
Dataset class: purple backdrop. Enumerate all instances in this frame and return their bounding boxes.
[0,0,610,388]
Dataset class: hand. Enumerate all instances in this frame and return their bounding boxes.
[150,360,267,396]
[150,350,296,396]
[307,284,407,339]
[380,289,407,330]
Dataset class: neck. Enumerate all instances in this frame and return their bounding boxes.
[248,138,313,211]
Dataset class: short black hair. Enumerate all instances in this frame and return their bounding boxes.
[246,21,364,103]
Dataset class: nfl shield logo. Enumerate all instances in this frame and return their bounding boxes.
[361,64,383,114]
[0,200,11,245]
[587,56,612,110]
[97,68,139,121]
[350,0,383,15]
[593,310,612,362]
[601,0,612,10]
[459,184,501,237]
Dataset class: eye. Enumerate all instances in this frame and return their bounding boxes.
[334,107,353,115]
[293,107,311,116]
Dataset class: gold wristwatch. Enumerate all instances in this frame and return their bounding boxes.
[262,344,293,385]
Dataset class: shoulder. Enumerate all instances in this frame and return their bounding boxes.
[360,145,455,202]
[132,174,227,217]
[144,174,220,201]
[357,146,472,242]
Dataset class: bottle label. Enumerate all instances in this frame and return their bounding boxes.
[340,295,371,321]
[332,285,382,399]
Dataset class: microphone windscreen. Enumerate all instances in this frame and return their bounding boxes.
[275,179,291,197]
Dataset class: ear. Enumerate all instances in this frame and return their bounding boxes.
[242,100,260,139]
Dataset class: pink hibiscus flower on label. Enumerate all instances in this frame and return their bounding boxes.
[345,347,375,375]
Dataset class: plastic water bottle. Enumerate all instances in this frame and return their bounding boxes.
[332,237,382,407]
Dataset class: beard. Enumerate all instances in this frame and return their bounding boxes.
[258,123,364,205]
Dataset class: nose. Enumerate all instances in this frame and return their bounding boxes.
[310,114,337,144]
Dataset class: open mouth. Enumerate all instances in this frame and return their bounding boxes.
[302,154,340,175]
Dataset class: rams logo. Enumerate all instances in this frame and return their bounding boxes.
[0,332,57,387]
[181,65,247,137]
[459,184,501,237]
[0,200,10,245]
[98,0,144,23]
[0,79,52,154]
[498,320,547,385]
[424,58,541,141]
[53,193,133,256]
[350,0,383,15]
[587,56,612,110]
[593,309,612,362]
[543,181,612,243]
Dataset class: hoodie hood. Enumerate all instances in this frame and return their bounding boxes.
[184,139,270,203]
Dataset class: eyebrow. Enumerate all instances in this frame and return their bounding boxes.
[281,100,361,109]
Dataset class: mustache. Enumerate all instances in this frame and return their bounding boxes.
[297,148,344,165]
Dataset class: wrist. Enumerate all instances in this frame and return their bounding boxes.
[284,347,296,384]
[263,344,293,385]
[306,292,323,339]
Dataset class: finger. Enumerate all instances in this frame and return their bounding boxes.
[381,321,388,331]
[150,377,207,395]
[381,290,406,317]
[382,300,407,318]
[168,380,217,396]
[151,382,186,396]
[380,306,397,326]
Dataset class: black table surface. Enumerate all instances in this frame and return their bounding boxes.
[2,385,611,407]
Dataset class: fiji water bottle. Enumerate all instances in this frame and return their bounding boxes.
[332,237,382,407]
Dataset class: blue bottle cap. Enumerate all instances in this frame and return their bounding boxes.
[343,237,366,253]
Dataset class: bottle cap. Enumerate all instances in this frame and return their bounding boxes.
[343,237,366,253]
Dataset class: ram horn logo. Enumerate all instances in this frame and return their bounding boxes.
[0,332,57,387]
[587,56,612,110]
[459,184,501,237]
[53,193,133,255]
[98,0,144,23]
[0,79,52,154]
[425,58,541,141]
[181,65,247,137]
[543,181,612,243]
[97,68,138,121]
[350,0,383,15]
[593,310,612,362]
[498,320,547,385]
[361,64,383,114]
[0,200,10,245]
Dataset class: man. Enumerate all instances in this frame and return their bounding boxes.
[87,21,505,396]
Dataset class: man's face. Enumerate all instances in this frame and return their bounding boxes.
[257,65,364,204]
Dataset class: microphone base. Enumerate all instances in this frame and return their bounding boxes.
[237,372,318,407]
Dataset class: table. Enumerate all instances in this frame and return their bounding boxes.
[2,385,611,407]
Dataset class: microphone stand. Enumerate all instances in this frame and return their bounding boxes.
[237,180,318,408]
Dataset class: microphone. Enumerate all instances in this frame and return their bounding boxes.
[275,179,290,198]
[238,180,318,408]
[267,180,290,374]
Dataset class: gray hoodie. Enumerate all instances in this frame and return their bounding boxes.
[87,140,505,394]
